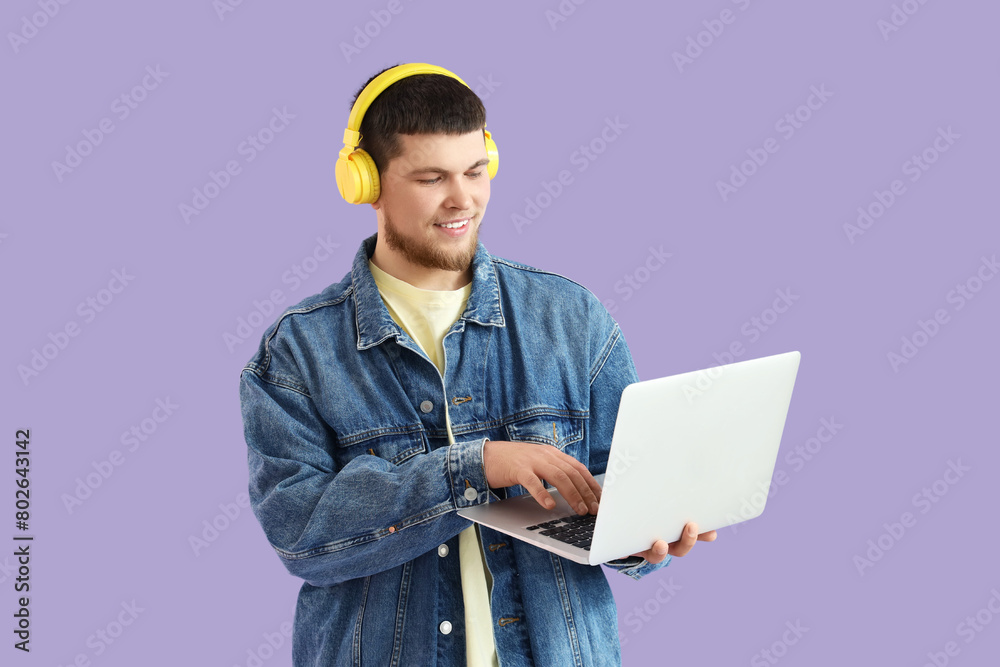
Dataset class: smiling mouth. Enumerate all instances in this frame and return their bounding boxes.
[434,218,470,230]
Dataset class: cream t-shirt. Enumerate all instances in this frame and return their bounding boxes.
[369,260,499,667]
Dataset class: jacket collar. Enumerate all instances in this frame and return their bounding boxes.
[352,233,505,350]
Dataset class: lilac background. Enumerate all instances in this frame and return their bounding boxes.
[3,1,998,665]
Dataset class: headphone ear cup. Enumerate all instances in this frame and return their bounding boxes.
[336,149,381,204]
[484,131,499,179]
[352,149,380,204]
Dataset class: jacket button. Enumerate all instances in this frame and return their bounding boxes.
[420,400,433,413]
[439,620,453,635]
[464,487,478,501]
[438,544,449,557]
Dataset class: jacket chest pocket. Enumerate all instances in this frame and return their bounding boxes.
[337,427,429,466]
[504,414,585,452]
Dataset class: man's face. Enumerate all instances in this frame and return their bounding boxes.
[372,131,491,276]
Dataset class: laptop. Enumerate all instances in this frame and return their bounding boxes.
[457,350,801,565]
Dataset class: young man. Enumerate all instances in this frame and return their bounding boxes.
[240,64,716,666]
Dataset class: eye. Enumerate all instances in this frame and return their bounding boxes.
[417,177,441,185]
[467,171,484,179]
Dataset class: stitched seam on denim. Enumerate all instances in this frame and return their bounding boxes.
[254,290,353,374]
[446,439,462,509]
[274,502,455,560]
[353,575,370,667]
[455,255,503,326]
[244,369,311,398]
[551,554,585,667]
[491,257,591,289]
[479,327,493,397]
[338,424,427,446]
[449,408,590,439]
[357,330,399,350]
[511,434,585,451]
[243,361,264,374]
[260,371,311,396]
[589,325,620,386]
[390,560,412,667]
[505,417,585,449]
[342,430,427,463]
[487,258,505,326]
[389,446,424,465]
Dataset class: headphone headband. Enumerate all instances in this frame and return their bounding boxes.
[344,63,469,149]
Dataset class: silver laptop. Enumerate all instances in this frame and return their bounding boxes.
[457,351,801,565]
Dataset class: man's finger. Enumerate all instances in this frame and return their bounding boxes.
[668,523,699,558]
[544,466,592,515]
[546,452,600,514]
[518,474,556,510]
[564,457,602,512]
[565,464,601,514]
[579,464,603,507]
[647,540,670,563]
[564,456,603,503]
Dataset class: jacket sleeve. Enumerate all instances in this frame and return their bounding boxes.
[240,365,489,588]
[585,317,672,580]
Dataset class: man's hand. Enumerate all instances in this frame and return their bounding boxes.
[632,522,718,564]
[483,440,601,515]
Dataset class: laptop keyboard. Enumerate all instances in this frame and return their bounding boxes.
[526,513,596,550]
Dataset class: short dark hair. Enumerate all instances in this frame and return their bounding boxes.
[351,65,487,174]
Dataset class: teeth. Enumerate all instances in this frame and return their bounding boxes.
[438,219,468,229]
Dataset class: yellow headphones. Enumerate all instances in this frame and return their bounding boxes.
[335,63,499,205]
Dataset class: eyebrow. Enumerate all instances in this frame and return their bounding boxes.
[405,158,490,176]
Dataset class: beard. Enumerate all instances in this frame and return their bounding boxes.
[381,211,480,273]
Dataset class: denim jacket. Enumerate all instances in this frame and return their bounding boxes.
[240,234,670,666]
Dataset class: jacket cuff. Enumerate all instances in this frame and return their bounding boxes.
[448,436,490,508]
[604,554,672,581]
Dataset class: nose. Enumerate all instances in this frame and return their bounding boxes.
[443,175,474,210]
